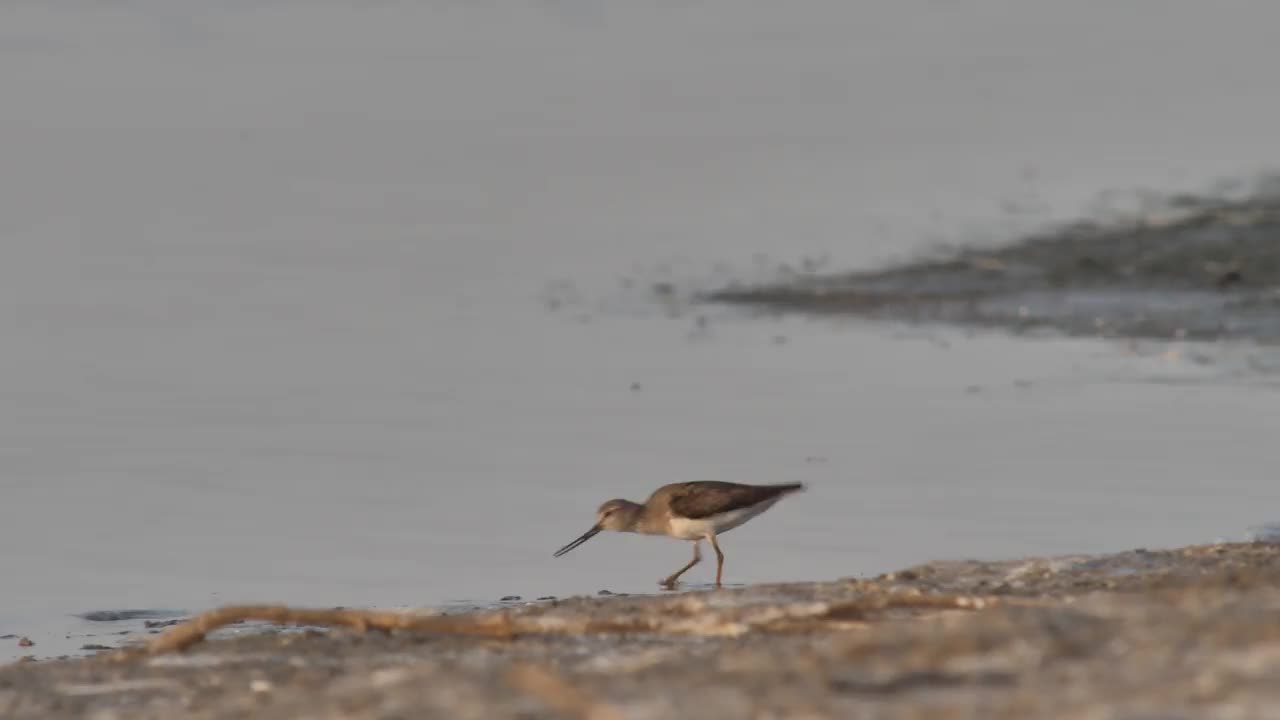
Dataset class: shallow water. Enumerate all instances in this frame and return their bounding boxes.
[4,2,1280,661]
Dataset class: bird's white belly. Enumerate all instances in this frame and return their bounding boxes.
[666,498,779,540]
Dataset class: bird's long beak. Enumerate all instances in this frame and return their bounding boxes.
[553,524,601,557]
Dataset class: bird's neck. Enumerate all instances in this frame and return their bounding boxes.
[617,501,658,534]
[630,502,671,535]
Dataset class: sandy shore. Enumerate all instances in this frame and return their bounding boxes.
[4,542,1279,719]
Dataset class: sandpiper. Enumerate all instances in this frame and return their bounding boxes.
[553,481,805,589]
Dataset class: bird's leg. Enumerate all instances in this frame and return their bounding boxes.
[660,541,702,589]
[707,534,725,587]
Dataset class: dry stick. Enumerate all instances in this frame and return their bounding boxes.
[140,605,516,655]
[133,593,1006,658]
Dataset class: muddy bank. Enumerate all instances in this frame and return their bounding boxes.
[705,185,1280,342]
[4,542,1280,719]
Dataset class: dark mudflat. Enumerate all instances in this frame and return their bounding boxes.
[706,186,1280,343]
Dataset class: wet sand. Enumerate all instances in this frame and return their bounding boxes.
[5,542,1280,718]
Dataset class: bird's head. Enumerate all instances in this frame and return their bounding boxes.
[594,498,637,531]
[553,499,640,557]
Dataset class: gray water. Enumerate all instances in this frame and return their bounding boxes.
[4,2,1280,660]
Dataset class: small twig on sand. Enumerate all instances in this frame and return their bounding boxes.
[126,592,1006,659]
[137,605,515,655]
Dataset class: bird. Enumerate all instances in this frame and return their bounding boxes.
[552,481,805,589]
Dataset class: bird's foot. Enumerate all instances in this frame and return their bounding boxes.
[658,578,679,591]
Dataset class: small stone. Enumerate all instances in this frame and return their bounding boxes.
[250,680,273,693]
[500,595,521,602]
[78,610,180,622]
[81,644,113,651]
[597,589,614,596]
[536,596,556,601]
[1216,270,1243,288]
[18,637,33,647]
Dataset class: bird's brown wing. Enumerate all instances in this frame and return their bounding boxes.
[665,481,804,520]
